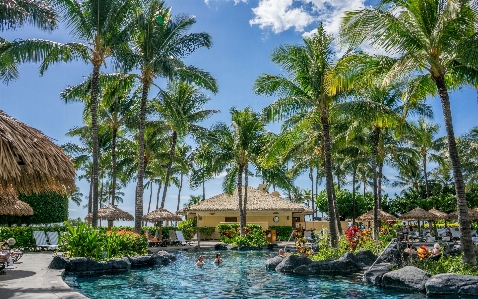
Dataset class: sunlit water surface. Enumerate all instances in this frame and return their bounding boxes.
[64,250,463,299]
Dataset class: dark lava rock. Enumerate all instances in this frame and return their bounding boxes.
[355,250,377,267]
[152,251,177,265]
[65,257,131,276]
[381,266,431,292]
[238,246,262,251]
[377,243,402,265]
[128,255,156,267]
[226,245,237,251]
[425,273,478,296]
[267,243,278,250]
[48,255,69,269]
[293,260,334,275]
[214,243,228,250]
[275,255,312,273]
[265,256,283,270]
[334,252,362,273]
[363,264,391,286]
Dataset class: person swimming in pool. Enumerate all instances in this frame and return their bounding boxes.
[213,253,223,264]
[195,255,205,267]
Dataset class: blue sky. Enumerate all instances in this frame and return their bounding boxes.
[1,0,478,224]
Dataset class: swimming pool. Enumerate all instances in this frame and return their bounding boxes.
[64,250,449,299]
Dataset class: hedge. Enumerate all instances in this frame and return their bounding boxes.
[268,226,293,241]
[0,192,68,225]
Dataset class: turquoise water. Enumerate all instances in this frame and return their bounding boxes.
[65,251,453,299]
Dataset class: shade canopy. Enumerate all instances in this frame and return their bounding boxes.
[428,208,449,219]
[448,209,478,220]
[85,204,133,221]
[357,209,396,222]
[142,208,182,222]
[0,110,76,194]
[0,188,33,216]
[399,207,439,220]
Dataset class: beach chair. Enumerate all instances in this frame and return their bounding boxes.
[169,230,180,246]
[33,231,51,250]
[46,232,59,250]
[451,228,461,240]
[176,231,193,246]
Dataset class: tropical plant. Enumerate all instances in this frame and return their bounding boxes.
[341,0,478,264]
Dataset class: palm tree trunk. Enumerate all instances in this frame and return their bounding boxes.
[88,177,93,214]
[156,180,162,210]
[161,131,178,208]
[315,168,319,218]
[90,63,101,227]
[147,181,153,213]
[320,108,338,247]
[202,176,205,201]
[378,159,383,209]
[135,80,151,233]
[243,163,248,230]
[434,75,476,265]
[352,166,357,226]
[177,172,183,212]
[309,165,314,221]
[238,164,244,236]
[111,127,118,206]
[372,126,380,240]
[334,191,342,235]
[423,154,429,198]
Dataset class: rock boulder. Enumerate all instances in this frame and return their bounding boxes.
[355,250,377,267]
[425,273,478,296]
[275,255,312,273]
[381,266,431,292]
[48,255,69,270]
[265,256,283,270]
[363,264,391,286]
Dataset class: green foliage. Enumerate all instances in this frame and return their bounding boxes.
[217,223,267,246]
[60,222,147,260]
[199,227,215,238]
[316,188,376,219]
[269,226,293,241]
[0,226,69,249]
[0,192,68,225]
[178,219,196,239]
[411,254,478,276]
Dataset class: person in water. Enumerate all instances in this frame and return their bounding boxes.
[195,255,205,266]
[213,253,223,263]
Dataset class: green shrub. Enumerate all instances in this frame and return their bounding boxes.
[269,226,293,241]
[217,223,267,246]
[178,219,196,239]
[409,254,478,276]
[60,222,148,260]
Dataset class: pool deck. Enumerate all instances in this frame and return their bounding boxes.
[0,241,295,298]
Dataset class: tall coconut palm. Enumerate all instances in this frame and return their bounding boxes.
[341,0,478,263]
[207,107,268,235]
[151,81,218,210]
[122,0,217,232]
[254,25,362,246]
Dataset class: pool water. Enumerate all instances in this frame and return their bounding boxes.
[64,250,455,299]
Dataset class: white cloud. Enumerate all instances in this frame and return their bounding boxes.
[213,171,227,178]
[250,0,365,36]
[204,0,248,5]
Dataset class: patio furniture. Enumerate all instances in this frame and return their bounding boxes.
[46,232,59,250]
[176,231,193,246]
[33,231,56,250]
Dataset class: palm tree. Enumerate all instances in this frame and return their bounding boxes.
[123,0,217,232]
[254,25,361,246]
[341,0,478,263]
[152,81,218,210]
[207,107,268,235]
[69,187,83,207]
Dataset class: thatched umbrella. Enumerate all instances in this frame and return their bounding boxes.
[0,110,75,194]
[357,209,396,222]
[142,208,182,240]
[447,209,478,221]
[428,208,449,237]
[399,207,439,235]
[0,188,33,216]
[85,204,134,229]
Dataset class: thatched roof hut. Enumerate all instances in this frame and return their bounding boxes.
[0,188,33,216]
[177,186,313,214]
[448,209,478,220]
[399,207,438,220]
[85,204,133,222]
[0,111,75,194]
[428,208,448,219]
[357,209,396,222]
[142,208,182,222]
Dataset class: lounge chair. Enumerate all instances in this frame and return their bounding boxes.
[33,231,56,250]
[451,228,461,240]
[176,231,193,246]
[169,230,181,246]
[46,232,59,250]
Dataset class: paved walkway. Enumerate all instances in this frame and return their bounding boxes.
[0,252,87,299]
[0,241,296,298]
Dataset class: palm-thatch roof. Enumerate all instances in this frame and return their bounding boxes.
[142,208,182,222]
[399,207,438,220]
[177,186,313,215]
[0,187,33,216]
[85,204,133,221]
[357,209,396,222]
[428,208,448,219]
[0,110,75,194]
[448,209,478,220]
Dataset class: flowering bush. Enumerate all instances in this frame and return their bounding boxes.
[344,226,361,250]
[417,245,431,260]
